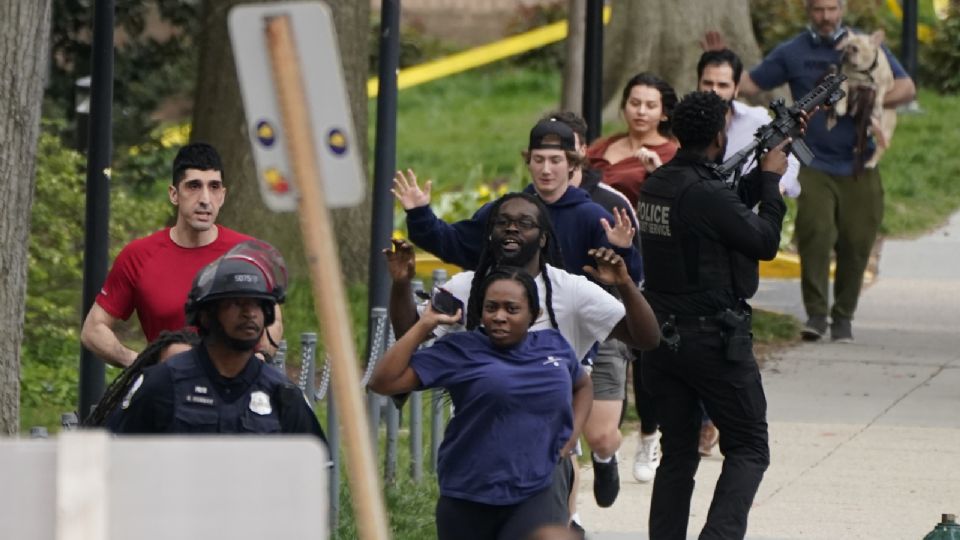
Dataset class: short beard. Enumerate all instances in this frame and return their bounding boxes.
[208,316,261,352]
[494,237,540,267]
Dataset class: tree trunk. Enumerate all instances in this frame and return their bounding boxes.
[0,0,52,434]
[602,0,766,118]
[191,0,370,282]
[561,0,586,114]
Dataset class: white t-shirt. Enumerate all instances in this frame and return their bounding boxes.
[427,264,625,360]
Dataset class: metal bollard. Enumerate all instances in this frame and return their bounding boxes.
[430,389,443,473]
[30,426,49,439]
[409,390,423,481]
[61,413,79,431]
[432,268,448,289]
[326,383,340,534]
[269,339,287,373]
[365,308,389,444]
[298,333,318,405]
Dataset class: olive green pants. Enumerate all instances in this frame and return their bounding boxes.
[795,166,884,321]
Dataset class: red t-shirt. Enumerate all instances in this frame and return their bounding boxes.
[586,135,679,207]
[96,226,252,341]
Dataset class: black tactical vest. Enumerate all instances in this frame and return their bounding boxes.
[638,160,734,296]
[166,350,286,433]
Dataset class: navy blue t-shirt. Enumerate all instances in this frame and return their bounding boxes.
[411,328,582,505]
[749,30,908,176]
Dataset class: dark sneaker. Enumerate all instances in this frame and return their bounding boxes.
[592,453,620,508]
[801,316,828,341]
[831,318,854,343]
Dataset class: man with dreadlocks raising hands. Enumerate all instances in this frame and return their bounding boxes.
[393,119,647,517]
[386,192,659,531]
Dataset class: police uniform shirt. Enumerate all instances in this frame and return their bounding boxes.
[638,150,785,316]
[114,345,324,440]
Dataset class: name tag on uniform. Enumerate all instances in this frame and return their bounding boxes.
[249,391,272,415]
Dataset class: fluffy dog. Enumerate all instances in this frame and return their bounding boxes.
[832,30,897,170]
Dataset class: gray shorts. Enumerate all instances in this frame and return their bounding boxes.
[590,339,631,400]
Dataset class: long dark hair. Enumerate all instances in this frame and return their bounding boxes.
[84,328,200,427]
[466,266,540,331]
[619,72,678,137]
[467,192,563,330]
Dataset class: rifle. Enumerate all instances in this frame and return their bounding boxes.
[717,72,848,190]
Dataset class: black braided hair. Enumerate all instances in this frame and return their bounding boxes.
[83,328,200,427]
[671,91,728,151]
[465,266,541,331]
[466,192,563,330]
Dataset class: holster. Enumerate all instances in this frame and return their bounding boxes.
[717,307,753,363]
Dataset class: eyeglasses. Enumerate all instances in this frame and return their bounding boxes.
[491,216,540,231]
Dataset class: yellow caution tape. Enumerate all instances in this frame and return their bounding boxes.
[368,6,611,98]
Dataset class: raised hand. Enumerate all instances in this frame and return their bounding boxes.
[700,30,728,52]
[582,247,631,287]
[420,305,462,329]
[391,168,432,210]
[383,239,416,283]
[600,207,636,249]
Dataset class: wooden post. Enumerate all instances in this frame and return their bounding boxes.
[264,15,390,540]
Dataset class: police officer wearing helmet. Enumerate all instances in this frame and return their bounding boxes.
[636,91,788,540]
[115,240,325,441]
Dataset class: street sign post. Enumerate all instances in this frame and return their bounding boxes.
[229,2,365,211]
[229,3,389,539]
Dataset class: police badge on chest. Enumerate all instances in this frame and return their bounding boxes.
[249,390,273,415]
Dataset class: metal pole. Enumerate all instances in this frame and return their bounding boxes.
[430,389,442,473]
[78,0,114,418]
[326,383,340,534]
[901,0,919,82]
[365,0,401,370]
[384,397,399,484]
[409,390,423,481]
[582,0,604,143]
[298,333,318,404]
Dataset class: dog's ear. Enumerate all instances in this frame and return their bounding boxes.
[870,29,886,46]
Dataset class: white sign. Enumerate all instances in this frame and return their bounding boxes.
[229,1,365,211]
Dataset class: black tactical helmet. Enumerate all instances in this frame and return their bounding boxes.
[185,240,287,327]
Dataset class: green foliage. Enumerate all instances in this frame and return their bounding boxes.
[878,89,960,234]
[504,1,568,70]
[20,128,169,429]
[921,9,960,93]
[368,17,459,76]
[47,1,198,151]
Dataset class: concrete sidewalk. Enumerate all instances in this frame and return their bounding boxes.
[577,212,960,539]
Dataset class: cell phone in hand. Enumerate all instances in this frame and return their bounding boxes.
[430,287,463,317]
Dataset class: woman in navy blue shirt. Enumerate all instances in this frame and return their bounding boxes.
[369,267,592,540]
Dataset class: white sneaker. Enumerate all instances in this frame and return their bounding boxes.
[632,431,661,483]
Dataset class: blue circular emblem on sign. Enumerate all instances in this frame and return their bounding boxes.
[255,120,276,147]
[327,128,348,156]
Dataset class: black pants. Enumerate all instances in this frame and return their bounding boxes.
[632,352,659,434]
[641,329,769,540]
[435,459,572,540]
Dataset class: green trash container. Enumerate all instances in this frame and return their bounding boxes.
[924,514,960,540]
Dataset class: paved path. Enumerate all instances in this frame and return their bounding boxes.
[577,212,960,539]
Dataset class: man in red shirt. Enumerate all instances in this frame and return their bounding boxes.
[81,143,282,367]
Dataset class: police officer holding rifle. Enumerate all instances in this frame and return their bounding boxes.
[635,90,794,540]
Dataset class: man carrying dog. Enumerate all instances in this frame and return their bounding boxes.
[729,0,915,342]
